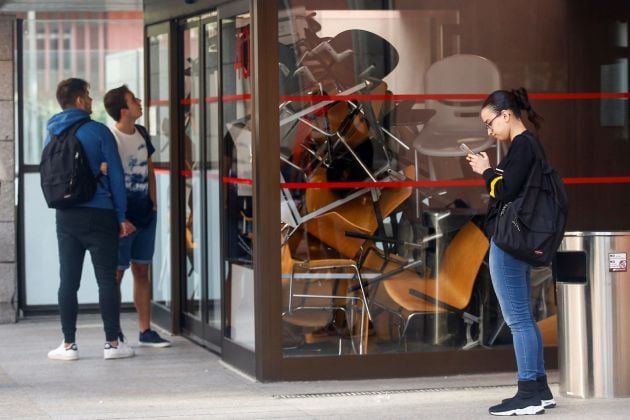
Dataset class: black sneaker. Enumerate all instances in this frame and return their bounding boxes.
[139,329,171,348]
[501,375,556,409]
[537,375,556,409]
[490,381,544,416]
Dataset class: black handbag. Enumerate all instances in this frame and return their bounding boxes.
[493,140,568,267]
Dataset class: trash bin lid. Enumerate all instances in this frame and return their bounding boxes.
[564,231,630,237]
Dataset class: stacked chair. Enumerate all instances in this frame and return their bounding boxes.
[278,14,492,353]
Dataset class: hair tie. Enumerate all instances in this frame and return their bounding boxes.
[512,89,531,111]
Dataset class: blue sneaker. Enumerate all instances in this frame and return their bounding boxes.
[139,329,171,348]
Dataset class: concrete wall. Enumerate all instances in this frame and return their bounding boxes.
[0,15,16,323]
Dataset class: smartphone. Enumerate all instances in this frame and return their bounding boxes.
[460,143,480,156]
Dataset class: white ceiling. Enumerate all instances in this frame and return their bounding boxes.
[0,0,143,12]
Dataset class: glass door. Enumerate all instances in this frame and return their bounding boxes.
[220,5,254,351]
[205,17,222,337]
[147,23,173,327]
[180,18,203,335]
[179,14,223,348]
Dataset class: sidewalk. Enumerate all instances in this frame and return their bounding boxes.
[1,313,628,419]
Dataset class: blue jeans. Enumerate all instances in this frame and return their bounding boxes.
[489,239,545,381]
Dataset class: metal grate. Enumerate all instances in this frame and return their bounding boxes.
[273,384,518,399]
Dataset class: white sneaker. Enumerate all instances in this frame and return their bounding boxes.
[103,340,135,360]
[48,341,79,361]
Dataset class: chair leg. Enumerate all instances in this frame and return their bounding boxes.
[461,311,481,350]
[488,317,507,346]
[400,314,418,352]
[345,300,366,355]
[352,265,372,321]
[361,301,368,354]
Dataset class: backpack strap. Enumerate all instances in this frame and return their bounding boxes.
[135,124,156,157]
[135,124,151,145]
[59,119,102,182]
[57,118,90,142]
[524,130,548,162]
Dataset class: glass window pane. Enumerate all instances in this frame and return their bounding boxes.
[22,17,144,165]
[148,31,172,311]
[205,20,222,329]
[182,25,203,319]
[277,1,575,357]
[21,14,144,307]
[222,13,255,351]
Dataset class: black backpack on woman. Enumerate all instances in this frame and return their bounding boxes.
[493,133,568,266]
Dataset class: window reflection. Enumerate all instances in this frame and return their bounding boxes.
[222,13,255,350]
[21,15,145,308]
[182,25,203,319]
[148,31,172,310]
[278,3,559,357]
[205,20,222,330]
[22,17,144,164]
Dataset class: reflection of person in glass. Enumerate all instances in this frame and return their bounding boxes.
[223,115,253,262]
[182,57,196,258]
[104,85,171,348]
[467,88,554,416]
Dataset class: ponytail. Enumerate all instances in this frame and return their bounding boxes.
[482,87,543,133]
[511,87,543,132]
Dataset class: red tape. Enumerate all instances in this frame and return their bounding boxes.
[150,92,629,107]
[155,170,630,187]
[221,176,630,189]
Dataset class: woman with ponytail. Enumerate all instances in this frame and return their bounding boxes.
[466,88,555,416]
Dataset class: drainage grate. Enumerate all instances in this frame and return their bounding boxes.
[273,384,517,399]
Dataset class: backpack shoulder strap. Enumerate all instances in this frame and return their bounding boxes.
[524,131,547,162]
[134,124,150,145]
[51,118,90,143]
[66,118,90,138]
[70,119,102,181]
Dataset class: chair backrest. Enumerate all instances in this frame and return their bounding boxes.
[281,233,337,328]
[304,166,414,258]
[436,221,489,309]
[424,54,501,132]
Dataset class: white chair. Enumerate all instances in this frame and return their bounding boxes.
[413,54,501,180]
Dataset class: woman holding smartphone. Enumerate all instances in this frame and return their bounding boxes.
[466,88,555,416]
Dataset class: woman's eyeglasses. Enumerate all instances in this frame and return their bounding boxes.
[484,113,502,130]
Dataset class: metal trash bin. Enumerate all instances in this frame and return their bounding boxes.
[555,231,630,398]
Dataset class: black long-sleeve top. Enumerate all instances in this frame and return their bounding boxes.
[482,130,538,237]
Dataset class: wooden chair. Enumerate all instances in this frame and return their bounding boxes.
[537,314,557,347]
[304,165,415,259]
[367,221,489,349]
[281,231,367,354]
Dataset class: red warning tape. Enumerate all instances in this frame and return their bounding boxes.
[149,92,630,107]
[154,171,630,187]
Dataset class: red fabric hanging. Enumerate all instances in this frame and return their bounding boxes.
[234,25,250,79]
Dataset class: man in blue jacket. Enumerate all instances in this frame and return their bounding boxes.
[45,78,135,361]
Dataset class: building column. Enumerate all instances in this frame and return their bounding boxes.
[0,14,17,324]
